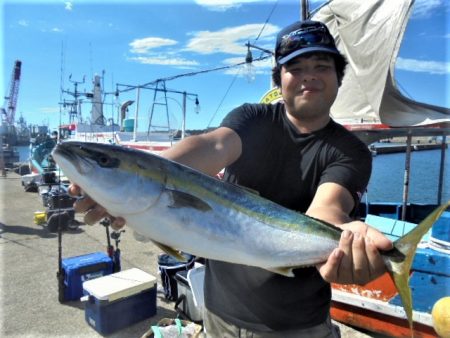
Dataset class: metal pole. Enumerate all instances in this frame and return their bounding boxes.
[401,132,412,221]
[437,135,447,205]
[0,131,6,177]
[182,92,187,140]
[133,87,140,141]
[301,0,309,20]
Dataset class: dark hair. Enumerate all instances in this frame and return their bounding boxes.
[271,52,348,88]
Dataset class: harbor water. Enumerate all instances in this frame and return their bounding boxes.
[366,148,449,204]
[16,145,450,205]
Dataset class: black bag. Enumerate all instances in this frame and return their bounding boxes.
[48,192,76,209]
[158,253,195,301]
[46,210,74,232]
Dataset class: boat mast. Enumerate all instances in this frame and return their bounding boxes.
[301,0,309,20]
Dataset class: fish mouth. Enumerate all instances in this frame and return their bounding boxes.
[52,142,97,175]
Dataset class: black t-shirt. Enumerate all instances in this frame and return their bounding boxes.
[204,102,372,331]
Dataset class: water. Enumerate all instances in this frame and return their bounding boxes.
[15,145,449,204]
[366,148,449,204]
[17,145,31,162]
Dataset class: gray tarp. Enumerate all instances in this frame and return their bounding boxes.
[313,0,450,127]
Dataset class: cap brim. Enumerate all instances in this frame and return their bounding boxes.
[277,46,340,65]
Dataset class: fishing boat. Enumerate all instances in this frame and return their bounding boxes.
[57,75,197,154]
[260,0,449,336]
[308,0,450,336]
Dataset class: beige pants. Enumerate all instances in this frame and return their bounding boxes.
[203,309,340,338]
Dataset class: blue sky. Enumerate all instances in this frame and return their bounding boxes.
[2,0,449,132]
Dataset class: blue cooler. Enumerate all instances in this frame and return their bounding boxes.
[62,252,113,301]
[83,268,157,335]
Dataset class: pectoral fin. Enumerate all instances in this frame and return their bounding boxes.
[167,189,212,212]
[267,267,295,277]
[151,240,188,262]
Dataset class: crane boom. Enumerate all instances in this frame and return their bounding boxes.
[2,60,22,125]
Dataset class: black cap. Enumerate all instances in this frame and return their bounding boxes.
[275,20,340,65]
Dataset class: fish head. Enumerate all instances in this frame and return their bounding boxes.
[52,141,166,216]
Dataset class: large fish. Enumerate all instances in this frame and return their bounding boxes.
[52,141,448,330]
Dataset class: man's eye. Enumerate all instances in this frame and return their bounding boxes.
[316,64,331,70]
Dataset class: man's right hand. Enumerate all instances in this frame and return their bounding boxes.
[68,184,126,230]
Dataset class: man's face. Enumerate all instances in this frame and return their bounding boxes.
[280,53,338,120]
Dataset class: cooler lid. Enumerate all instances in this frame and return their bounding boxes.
[83,268,156,302]
[62,252,111,269]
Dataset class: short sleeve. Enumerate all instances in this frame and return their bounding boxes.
[319,134,372,209]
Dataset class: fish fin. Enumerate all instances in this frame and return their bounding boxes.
[267,267,295,277]
[167,189,212,212]
[150,240,188,262]
[386,201,449,332]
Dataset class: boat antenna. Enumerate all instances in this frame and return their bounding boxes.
[301,0,310,20]
[89,42,94,81]
[59,40,65,141]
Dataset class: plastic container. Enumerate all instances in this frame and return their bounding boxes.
[33,211,46,225]
[62,252,113,301]
[123,118,135,132]
[83,268,157,335]
[175,266,204,322]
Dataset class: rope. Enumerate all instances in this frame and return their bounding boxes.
[207,69,241,129]
[254,0,278,42]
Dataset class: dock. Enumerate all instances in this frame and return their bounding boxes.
[370,142,447,154]
[0,171,384,337]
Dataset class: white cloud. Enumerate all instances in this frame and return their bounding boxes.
[127,24,277,69]
[396,57,450,75]
[128,56,199,67]
[194,0,267,11]
[186,23,278,55]
[129,37,178,54]
[18,20,29,27]
[412,0,443,18]
[65,2,73,11]
[52,27,63,33]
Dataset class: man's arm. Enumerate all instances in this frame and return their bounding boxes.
[161,127,241,176]
[307,182,393,285]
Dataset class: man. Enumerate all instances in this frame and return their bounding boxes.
[71,20,392,337]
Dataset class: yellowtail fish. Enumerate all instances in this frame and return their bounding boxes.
[52,141,449,330]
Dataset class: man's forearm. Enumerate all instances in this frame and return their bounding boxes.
[306,205,352,228]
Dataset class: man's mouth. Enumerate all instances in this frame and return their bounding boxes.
[301,87,320,94]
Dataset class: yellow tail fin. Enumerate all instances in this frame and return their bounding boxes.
[389,201,449,332]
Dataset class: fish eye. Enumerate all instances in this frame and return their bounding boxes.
[98,156,109,165]
[96,154,120,168]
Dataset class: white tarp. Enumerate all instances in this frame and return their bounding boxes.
[313,0,450,127]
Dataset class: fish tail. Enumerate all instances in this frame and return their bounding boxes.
[387,201,449,332]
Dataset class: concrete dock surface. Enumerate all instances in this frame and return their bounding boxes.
[0,172,384,337]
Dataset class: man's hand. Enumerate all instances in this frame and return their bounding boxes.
[68,184,126,231]
[317,221,393,285]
